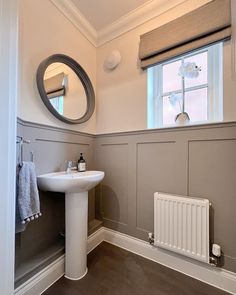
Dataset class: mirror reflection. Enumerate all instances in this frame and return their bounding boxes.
[43,63,87,120]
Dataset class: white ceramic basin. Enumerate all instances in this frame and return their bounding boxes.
[37,170,104,193]
[37,170,104,281]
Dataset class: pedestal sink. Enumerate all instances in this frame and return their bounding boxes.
[37,170,104,280]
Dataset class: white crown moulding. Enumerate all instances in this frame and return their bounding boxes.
[97,0,187,46]
[50,0,187,47]
[50,0,98,46]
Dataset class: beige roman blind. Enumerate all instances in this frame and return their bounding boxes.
[44,72,65,99]
[139,0,231,69]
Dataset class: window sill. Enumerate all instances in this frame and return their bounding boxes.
[154,120,223,130]
[96,120,236,137]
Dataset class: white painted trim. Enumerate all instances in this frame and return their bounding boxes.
[14,228,104,295]
[14,256,65,295]
[50,0,187,47]
[150,44,223,128]
[103,228,236,295]
[97,0,187,46]
[50,0,97,46]
[231,0,236,80]
[0,0,18,294]
[208,43,223,121]
[16,227,236,295]
[87,227,105,253]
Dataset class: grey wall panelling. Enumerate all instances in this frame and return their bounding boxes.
[188,138,236,271]
[16,119,236,275]
[95,122,236,273]
[95,142,129,233]
[15,119,96,285]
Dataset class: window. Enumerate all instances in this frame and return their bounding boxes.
[49,96,64,115]
[147,43,223,128]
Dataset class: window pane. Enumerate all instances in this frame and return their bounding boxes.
[185,88,208,122]
[163,60,182,93]
[163,94,182,126]
[50,96,64,115]
[184,51,208,89]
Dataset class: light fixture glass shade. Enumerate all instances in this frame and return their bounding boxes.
[104,50,121,70]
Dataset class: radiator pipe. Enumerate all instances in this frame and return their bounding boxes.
[148,232,154,245]
[148,233,220,267]
[147,228,222,270]
[209,256,218,266]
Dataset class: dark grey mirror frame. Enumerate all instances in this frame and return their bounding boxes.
[36,54,95,124]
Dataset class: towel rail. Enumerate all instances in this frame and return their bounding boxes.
[16,136,31,167]
[16,136,30,144]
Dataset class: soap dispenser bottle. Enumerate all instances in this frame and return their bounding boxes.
[78,153,86,172]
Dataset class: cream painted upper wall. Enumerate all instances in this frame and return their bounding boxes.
[18,0,96,133]
[96,0,236,134]
[19,0,236,135]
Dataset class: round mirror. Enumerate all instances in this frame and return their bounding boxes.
[36,54,95,124]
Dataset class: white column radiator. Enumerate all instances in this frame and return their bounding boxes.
[154,192,210,263]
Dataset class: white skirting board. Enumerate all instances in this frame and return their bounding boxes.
[15,227,236,295]
[14,228,105,295]
[14,255,65,295]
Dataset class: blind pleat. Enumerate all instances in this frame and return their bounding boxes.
[44,72,65,98]
[141,27,231,69]
[139,0,231,69]
[47,88,65,99]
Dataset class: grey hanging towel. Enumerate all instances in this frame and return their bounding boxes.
[15,165,26,233]
[17,162,42,228]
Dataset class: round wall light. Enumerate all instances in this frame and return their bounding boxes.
[104,50,121,70]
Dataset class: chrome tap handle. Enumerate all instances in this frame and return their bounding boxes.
[67,160,73,168]
[66,160,76,173]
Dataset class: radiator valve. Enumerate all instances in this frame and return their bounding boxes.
[212,244,221,257]
[210,244,221,266]
[148,232,154,245]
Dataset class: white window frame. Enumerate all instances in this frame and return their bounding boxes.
[147,43,223,128]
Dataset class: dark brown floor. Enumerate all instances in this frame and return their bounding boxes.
[43,242,229,295]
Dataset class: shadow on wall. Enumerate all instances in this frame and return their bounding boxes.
[15,191,65,266]
[209,206,215,253]
[99,184,121,230]
[95,184,103,220]
[210,205,225,269]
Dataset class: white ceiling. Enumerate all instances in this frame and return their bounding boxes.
[51,0,186,46]
[71,0,152,30]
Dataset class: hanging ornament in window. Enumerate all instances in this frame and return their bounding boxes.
[178,62,201,78]
[169,61,201,125]
[169,93,182,109]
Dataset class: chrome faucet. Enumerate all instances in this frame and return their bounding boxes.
[66,161,77,173]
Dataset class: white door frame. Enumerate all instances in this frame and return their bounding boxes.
[0,0,18,294]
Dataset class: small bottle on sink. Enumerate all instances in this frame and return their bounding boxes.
[78,153,86,172]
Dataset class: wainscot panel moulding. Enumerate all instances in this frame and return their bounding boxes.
[17,117,95,138]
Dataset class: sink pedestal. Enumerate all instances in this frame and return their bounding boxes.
[65,192,88,280]
[37,170,105,280]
